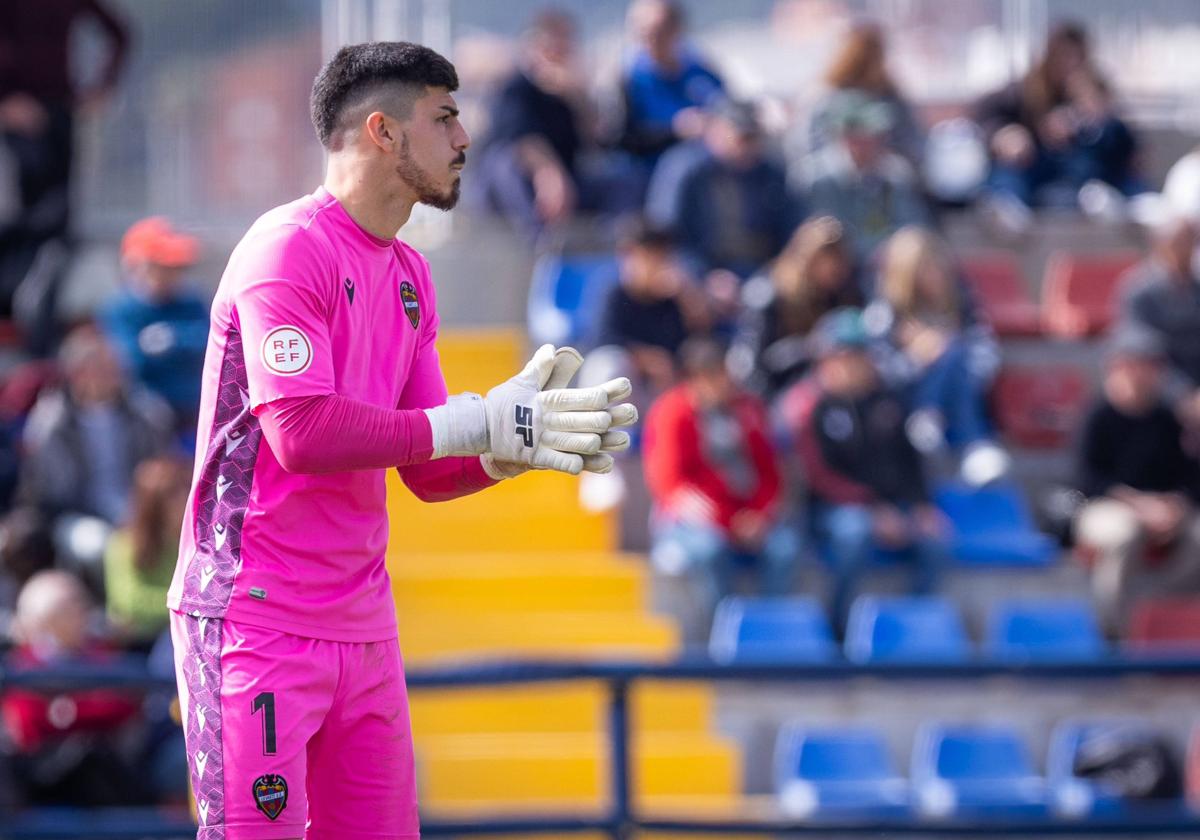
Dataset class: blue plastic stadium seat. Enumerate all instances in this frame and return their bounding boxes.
[526,253,620,347]
[844,596,972,663]
[912,722,1049,818]
[708,596,837,664]
[934,481,1056,567]
[1047,718,1161,818]
[986,598,1107,662]
[774,725,910,818]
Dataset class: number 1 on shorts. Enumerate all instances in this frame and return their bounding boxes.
[252,691,277,755]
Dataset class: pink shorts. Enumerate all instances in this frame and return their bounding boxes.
[170,611,419,839]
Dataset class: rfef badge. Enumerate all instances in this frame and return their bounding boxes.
[252,774,288,820]
[400,281,420,330]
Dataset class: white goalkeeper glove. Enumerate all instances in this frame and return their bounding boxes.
[424,344,637,476]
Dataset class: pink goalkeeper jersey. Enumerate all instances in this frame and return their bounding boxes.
[168,186,447,642]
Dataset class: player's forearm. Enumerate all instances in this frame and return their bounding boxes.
[259,394,434,473]
[397,455,497,503]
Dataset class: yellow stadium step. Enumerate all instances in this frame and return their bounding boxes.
[392,554,647,613]
[398,611,678,664]
[435,327,524,393]
[417,732,741,809]
[410,682,713,736]
[387,471,613,553]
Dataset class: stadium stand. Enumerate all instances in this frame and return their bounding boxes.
[773,724,910,818]
[912,722,1050,818]
[1126,597,1200,652]
[708,596,837,664]
[985,598,1107,662]
[1040,249,1143,339]
[990,362,1091,449]
[843,595,972,663]
[526,253,619,348]
[934,481,1057,567]
[1047,718,1165,817]
[960,250,1041,338]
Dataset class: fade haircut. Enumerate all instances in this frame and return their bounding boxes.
[310,41,459,150]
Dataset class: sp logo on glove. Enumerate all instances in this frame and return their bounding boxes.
[515,405,534,448]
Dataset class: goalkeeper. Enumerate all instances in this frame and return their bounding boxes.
[165,41,634,840]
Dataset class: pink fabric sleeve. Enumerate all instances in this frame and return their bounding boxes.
[392,297,497,503]
[259,395,435,474]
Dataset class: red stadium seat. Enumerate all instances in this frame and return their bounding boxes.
[960,251,1041,337]
[1125,597,1200,652]
[991,364,1089,449]
[1041,250,1141,339]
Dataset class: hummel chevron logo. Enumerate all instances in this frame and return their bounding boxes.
[213,523,227,551]
[225,430,245,456]
[200,564,218,591]
[197,800,209,825]
[515,405,534,448]
[195,751,208,779]
[216,474,232,501]
[344,277,355,305]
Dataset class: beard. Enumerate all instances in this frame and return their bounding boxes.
[396,134,461,211]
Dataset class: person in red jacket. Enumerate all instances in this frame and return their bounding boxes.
[1,569,146,805]
[644,335,800,613]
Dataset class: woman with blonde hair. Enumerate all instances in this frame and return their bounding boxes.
[867,227,1008,484]
[798,21,924,167]
[733,215,862,397]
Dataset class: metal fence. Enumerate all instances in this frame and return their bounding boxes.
[4,655,1200,838]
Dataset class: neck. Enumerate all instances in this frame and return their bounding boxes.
[323,153,416,239]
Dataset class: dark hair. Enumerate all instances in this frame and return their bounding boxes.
[617,216,676,251]
[680,335,729,378]
[310,41,459,149]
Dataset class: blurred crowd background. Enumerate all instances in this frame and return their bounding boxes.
[4,0,1200,826]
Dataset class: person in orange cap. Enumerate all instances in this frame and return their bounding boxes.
[100,217,208,438]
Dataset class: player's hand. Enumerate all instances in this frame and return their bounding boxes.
[426,345,636,475]
[482,345,643,480]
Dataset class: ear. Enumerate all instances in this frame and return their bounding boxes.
[363,111,397,153]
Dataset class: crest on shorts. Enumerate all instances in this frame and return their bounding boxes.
[400,281,420,330]
[252,773,288,820]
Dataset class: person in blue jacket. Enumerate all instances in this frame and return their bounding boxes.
[101,217,208,438]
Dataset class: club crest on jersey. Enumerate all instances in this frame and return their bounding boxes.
[400,281,421,330]
[252,774,288,820]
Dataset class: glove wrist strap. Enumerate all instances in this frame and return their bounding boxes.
[424,393,488,458]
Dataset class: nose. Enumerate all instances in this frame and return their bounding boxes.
[454,122,471,151]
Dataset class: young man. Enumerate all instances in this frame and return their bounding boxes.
[166,42,635,839]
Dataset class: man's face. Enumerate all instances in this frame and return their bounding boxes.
[621,244,679,298]
[68,341,122,405]
[631,0,681,64]
[843,130,885,170]
[132,260,185,302]
[393,87,471,211]
[1159,221,1199,278]
[706,116,760,169]
[1105,355,1163,415]
[819,349,878,398]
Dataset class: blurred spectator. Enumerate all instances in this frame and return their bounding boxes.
[1074,328,1200,635]
[1120,216,1200,429]
[732,215,862,399]
[0,507,55,601]
[611,0,723,169]
[18,326,172,527]
[646,98,798,297]
[865,227,1008,485]
[101,217,209,436]
[473,9,638,239]
[0,2,129,313]
[778,308,946,628]
[796,21,923,169]
[804,92,932,258]
[103,456,190,649]
[586,218,709,402]
[972,21,1139,214]
[644,336,798,610]
[1,570,145,806]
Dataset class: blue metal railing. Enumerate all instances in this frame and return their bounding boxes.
[3,654,1200,838]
